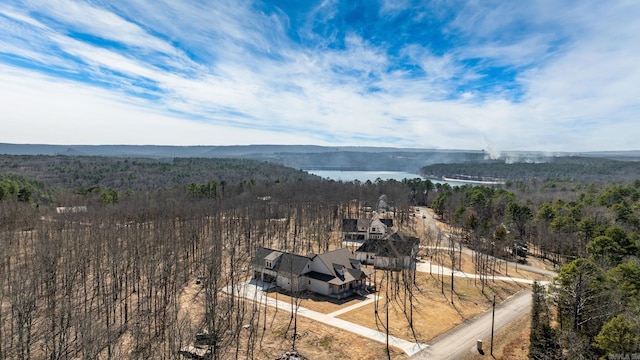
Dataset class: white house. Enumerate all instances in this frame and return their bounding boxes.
[252,247,372,299]
[355,231,420,271]
[56,206,87,214]
[342,215,393,242]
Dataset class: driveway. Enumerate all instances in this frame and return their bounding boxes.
[225,280,428,356]
[415,260,546,285]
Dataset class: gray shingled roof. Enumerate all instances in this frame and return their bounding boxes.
[341,219,358,232]
[252,247,279,267]
[255,246,370,285]
[342,218,393,232]
[253,246,310,276]
[355,231,419,257]
[313,248,366,285]
[277,252,311,276]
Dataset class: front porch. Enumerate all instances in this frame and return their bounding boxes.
[327,280,369,299]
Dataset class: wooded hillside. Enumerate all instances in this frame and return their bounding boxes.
[0,155,318,202]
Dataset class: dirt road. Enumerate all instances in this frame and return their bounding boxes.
[408,289,532,359]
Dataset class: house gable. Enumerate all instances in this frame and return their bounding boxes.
[342,214,394,242]
[312,248,367,285]
[354,231,420,270]
[253,247,281,269]
[276,253,311,278]
[357,219,372,232]
[253,246,371,299]
[368,218,387,238]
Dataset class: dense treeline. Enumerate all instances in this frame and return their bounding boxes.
[0,171,414,359]
[421,156,640,183]
[0,155,318,197]
[0,174,56,204]
[423,179,640,358]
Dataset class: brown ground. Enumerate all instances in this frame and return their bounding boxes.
[173,266,528,359]
[337,271,527,343]
[176,280,407,360]
[459,311,531,360]
[242,303,408,360]
[421,249,549,282]
[413,208,553,282]
[265,290,369,314]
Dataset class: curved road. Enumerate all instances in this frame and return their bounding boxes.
[417,207,557,278]
[409,289,532,359]
[412,207,555,359]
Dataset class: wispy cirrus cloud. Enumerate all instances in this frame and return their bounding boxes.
[0,0,639,152]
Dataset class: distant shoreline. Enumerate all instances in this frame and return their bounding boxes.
[305,170,506,186]
[441,176,505,185]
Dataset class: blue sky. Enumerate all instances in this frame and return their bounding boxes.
[1,1,639,152]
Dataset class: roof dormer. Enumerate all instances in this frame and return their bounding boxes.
[264,251,282,269]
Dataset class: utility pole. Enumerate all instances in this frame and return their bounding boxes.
[491,295,496,356]
[386,272,390,360]
[451,268,454,304]
[441,263,444,294]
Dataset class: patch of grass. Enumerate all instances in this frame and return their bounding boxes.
[318,335,333,350]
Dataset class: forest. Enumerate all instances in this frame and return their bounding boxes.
[0,155,318,196]
[0,156,416,359]
[0,154,639,359]
[415,177,640,359]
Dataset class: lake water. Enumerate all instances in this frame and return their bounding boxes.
[304,170,472,186]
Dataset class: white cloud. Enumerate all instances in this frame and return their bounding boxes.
[0,66,325,145]
[0,0,639,152]
[25,0,176,54]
